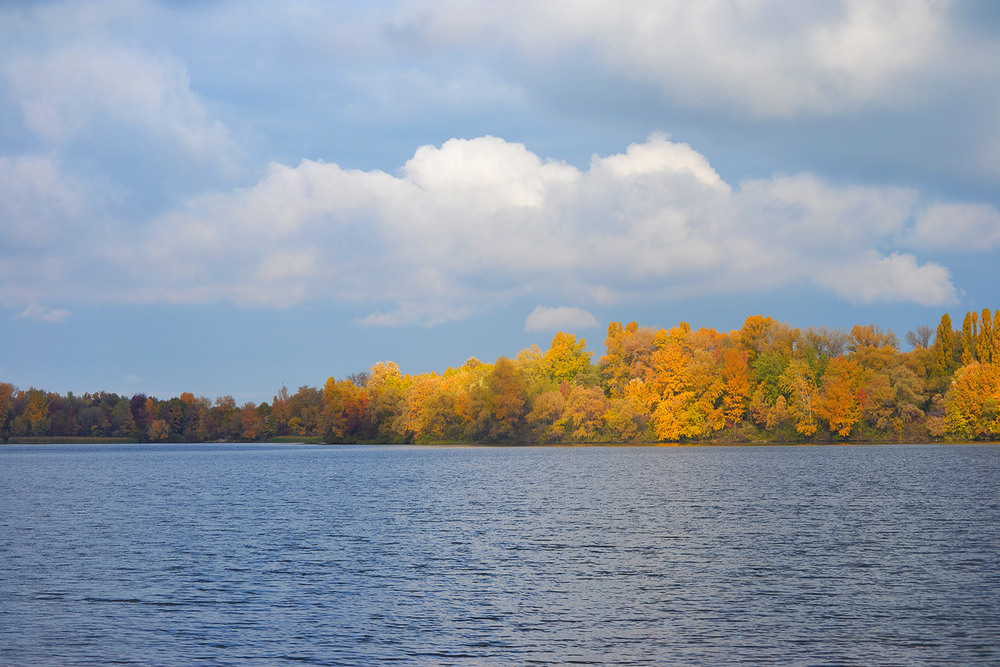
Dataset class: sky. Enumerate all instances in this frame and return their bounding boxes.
[2,0,999,403]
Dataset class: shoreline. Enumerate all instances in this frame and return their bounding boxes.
[4,438,995,447]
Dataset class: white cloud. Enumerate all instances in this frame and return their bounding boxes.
[910,203,1000,251]
[2,133,987,321]
[525,306,599,332]
[814,252,957,306]
[355,302,474,327]
[5,44,236,165]
[0,154,92,248]
[15,303,71,323]
[392,0,956,117]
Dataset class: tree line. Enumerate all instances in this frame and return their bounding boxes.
[2,309,999,444]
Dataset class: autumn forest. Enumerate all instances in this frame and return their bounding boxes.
[3,309,1000,445]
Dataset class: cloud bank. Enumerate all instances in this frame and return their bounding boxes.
[391,0,986,117]
[3,132,985,322]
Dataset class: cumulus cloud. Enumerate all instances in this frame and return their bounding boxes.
[525,306,599,332]
[15,303,71,323]
[114,134,972,319]
[2,133,985,320]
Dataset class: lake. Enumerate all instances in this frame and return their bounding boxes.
[1,443,998,665]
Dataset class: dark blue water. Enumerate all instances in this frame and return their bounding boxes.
[1,443,998,665]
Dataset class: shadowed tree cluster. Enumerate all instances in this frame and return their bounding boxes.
[3,309,999,444]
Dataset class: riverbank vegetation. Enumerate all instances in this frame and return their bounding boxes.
[2,310,999,445]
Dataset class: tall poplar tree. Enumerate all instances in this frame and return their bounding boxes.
[979,308,994,364]
[961,311,979,365]
[934,313,956,375]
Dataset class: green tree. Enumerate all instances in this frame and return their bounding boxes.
[110,398,137,438]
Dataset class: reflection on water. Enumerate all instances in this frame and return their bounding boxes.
[2,443,998,665]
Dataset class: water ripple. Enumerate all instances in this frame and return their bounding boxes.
[1,443,998,665]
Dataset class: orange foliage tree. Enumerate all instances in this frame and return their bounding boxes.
[815,356,861,437]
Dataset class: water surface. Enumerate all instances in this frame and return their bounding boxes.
[2,443,998,664]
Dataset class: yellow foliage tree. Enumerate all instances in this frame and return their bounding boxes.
[645,324,724,441]
[944,361,1000,439]
[543,332,593,385]
[603,379,651,442]
[933,313,956,376]
[978,309,994,363]
[849,324,898,372]
[556,385,609,441]
[779,359,818,436]
[961,311,979,365]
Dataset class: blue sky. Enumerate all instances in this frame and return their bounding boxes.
[2,0,999,403]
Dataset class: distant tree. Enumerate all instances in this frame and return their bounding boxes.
[558,385,609,442]
[77,405,109,436]
[803,326,850,359]
[0,382,14,440]
[738,315,799,362]
[321,377,370,442]
[978,309,994,364]
[24,389,50,437]
[779,359,819,436]
[240,402,264,441]
[347,371,370,388]
[944,361,1000,440]
[816,356,861,438]
[994,310,1000,363]
[905,325,933,350]
[600,321,656,398]
[271,386,291,436]
[543,332,593,386]
[130,394,152,436]
[933,314,957,376]
[961,311,979,365]
[603,380,650,442]
[147,419,170,442]
[487,356,528,442]
[849,324,898,372]
[367,361,411,442]
[526,389,567,443]
[111,398,137,438]
[720,348,752,425]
